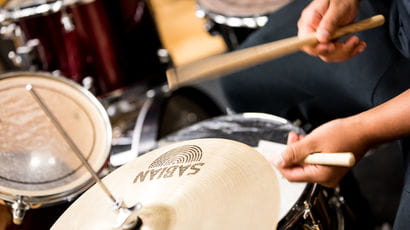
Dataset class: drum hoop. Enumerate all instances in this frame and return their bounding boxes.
[196,5,269,28]
[0,72,112,206]
[1,0,95,21]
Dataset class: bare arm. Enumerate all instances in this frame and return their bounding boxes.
[274,89,410,187]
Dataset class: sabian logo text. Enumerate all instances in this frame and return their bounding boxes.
[134,145,205,183]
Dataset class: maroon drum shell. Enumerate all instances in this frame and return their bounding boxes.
[13,0,164,95]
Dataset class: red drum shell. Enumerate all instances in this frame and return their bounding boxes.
[5,0,164,95]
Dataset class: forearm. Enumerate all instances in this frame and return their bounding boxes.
[352,89,410,146]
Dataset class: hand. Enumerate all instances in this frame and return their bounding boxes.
[298,0,366,62]
[274,118,370,187]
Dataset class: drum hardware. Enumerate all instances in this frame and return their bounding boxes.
[131,85,171,156]
[166,15,385,90]
[7,38,39,68]
[112,201,143,230]
[327,187,346,230]
[82,75,96,92]
[157,48,172,65]
[11,196,29,225]
[60,10,75,32]
[0,22,40,69]
[196,7,269,29]
[303,201,320,230]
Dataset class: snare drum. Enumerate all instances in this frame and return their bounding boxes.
[196,0,293,49]
[161,113,347,229]
[0,0,164,94]
[0,72,111,227]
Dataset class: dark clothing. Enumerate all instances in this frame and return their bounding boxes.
[221,0,410,127]
[390,0,410,57]
[219,0,410,228]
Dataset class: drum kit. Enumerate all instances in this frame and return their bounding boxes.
[0,0,385,228]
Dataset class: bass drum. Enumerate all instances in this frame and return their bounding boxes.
[160,113,355,230]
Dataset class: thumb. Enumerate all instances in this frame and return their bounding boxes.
[276,142,311,167]
[316,12,340,42]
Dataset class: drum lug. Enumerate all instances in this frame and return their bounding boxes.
[11,197,29,225]
[61,11,75,32]
[157,48,171,64]
[8,38,39,68]
[303,201,321,230]
[1,23,39,68]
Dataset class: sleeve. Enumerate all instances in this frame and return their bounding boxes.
[390,0,410,58]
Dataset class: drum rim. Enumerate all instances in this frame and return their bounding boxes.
[0,71,112,206]
[1,0,95,21]
[196,0,292,27]
[196,4,269,28]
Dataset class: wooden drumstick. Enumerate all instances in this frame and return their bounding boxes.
[303,152,356,167]
[257,140,356,167]
[167,15,385,90]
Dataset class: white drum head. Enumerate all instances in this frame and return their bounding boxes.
[52,138,280,230]
[0,72,111,206]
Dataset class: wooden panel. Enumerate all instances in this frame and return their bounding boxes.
[148,0,227,66]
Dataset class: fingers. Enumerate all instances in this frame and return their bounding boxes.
[318,36,367,62]
[286,131,301,144]
[297,1,326,56]
[297,0,360,61]
[314,0,359,42]
[316,8,340,42]
[276,137,312,168]
[280,165,346,188]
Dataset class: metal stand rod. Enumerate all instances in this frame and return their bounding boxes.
[26,84,117,204]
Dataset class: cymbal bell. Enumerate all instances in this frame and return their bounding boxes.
[52,138,280,230]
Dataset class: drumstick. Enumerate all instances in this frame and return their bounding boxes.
[257,140,356,167]
[303,152,356,167]
[167,15,385,90]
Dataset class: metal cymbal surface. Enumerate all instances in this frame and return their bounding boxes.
[52,138,280,230]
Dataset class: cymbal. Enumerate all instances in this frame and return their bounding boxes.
[52,138,280,230]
